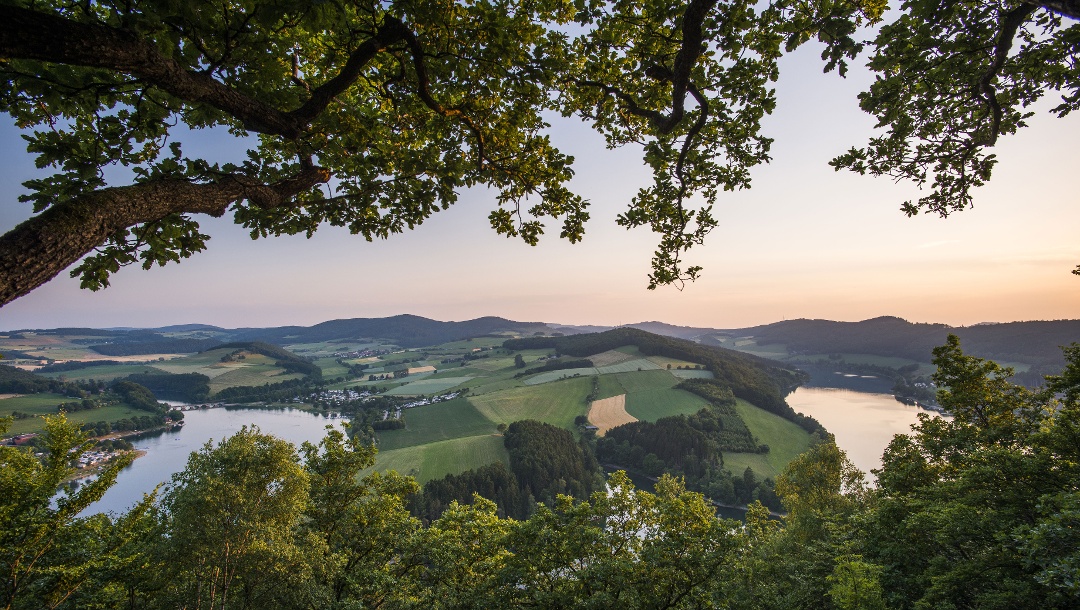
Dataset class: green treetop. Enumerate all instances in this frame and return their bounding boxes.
[0,0,1077,306]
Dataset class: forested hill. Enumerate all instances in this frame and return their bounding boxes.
[235,314,551,347]
[724,316,1080,367]
[503,328,817,432]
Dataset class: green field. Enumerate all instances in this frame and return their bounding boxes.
[208,368,305,395]
[613,369,678,393]
[522,367,595,385]
[595,358,662,375]
[624,387,711,422]
[468,376,590,430]
[646,355,705,369]
[372,434,509,483]
[383,376,474,396]
[39,363,166,382]
[670,369,715,379]
[1,392,69,418]
[595,374,626,401]
[0,393,156,435]
[464,356,518,372]
[315,357,351,379]
[377,398,495,450]
[722,399,813,478]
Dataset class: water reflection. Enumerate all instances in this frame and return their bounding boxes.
[787,387,947,478]
[82,407,342,516]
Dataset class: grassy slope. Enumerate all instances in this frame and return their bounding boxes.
[624,388,711,422]
[468,376,591,430]
[376,398,495,450]
[38,364,168,382]
[0,393,158,435]
[315,357,350,379]
[722,399,813,479]
[595,374,626,401]
[382,377,474,396]
[372,434,509,483]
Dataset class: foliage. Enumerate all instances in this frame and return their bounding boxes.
[0,415,144,609]
[858,335,1080,608]
[514,357,594,378]
[507,327,819,432]
[124,372,210,403]
[6,338,1080,609]
[503,419,601,506]
[0,0,895,305]
[832,0,1080,240]
[89,338,222,357]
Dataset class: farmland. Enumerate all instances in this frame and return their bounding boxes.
[3,326,818,500]
[587,394,634,435]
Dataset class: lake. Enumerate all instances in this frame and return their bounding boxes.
[81,386,939,515]
[82,407,344,515]
[786,386,945,477]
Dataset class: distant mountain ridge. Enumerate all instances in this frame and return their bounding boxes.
[9,314,1079,369]
[233,314,552,348]
[718,316,1080,367]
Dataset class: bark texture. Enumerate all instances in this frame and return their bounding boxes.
[0,167,328,306]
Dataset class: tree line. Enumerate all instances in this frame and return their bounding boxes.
[505,329,822,433]
[2,337,1080,608]
[410,420,603,522]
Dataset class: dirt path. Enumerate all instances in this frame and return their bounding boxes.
[588,394,636,436]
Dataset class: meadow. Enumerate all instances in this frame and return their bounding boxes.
[377,398,495,450]
[0,393,157,435]
[722,399,814,478]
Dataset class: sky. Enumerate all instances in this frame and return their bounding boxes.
[1,43,1077,332]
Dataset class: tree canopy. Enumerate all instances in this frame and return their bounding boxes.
[4,336,1080,608]
[0,0,1076,306]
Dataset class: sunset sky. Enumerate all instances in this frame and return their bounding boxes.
[1,44,1077,332]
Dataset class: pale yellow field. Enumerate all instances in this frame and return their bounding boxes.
[0,394,23,400]
[588,350,637,367]
[588,394,636,436]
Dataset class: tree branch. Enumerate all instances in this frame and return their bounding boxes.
[1025,0,1080,20]
[0,5,306,138]
[0,165,329,306]
[975,3,1039,148]
[289,17,411,124]
[395,21,487,170]
[0,7,413,139]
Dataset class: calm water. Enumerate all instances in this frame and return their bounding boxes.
[787,387,946,477]
[82,407,344,515]
[81,390,937,515]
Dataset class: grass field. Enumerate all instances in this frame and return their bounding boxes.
[315,357,351,379]
[38,363,167,382]
[0,393,155,435]
[377,397,495,450]
[596,358,662,375]
[722,399,813,478]
[646,355,704,369]
[372,434,509,483]
[0,392,69,416]
[463,356,519,372]
[670,369,715,379]
[587,350,637,367]
[522,368,595,385]
[433,337,506,350]
[613,369,678,393]
[624,387,711,422]
[595,374,626,401]
[208,369,305,395]
[468,376,590,430]
[383,376,474,396]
